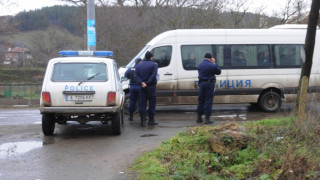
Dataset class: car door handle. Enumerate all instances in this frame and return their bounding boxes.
[164,73,173,76]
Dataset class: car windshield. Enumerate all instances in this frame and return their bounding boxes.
[51,63,108,82]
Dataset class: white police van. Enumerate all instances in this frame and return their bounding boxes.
[120,25,320,112]
[40,51,124,136]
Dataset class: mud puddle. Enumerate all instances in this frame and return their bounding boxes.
[0,141,42,159]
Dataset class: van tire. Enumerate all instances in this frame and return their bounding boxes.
[112,110,122,135]
[42,114,55,136]
[259,91,281,112]
[124,94,130,114]
[124,93,139,114]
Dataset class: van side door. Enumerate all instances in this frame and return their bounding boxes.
[150,45,177,105]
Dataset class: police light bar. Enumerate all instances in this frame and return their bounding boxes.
[59,50,113,57]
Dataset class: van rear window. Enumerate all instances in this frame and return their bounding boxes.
[51,63,108,82]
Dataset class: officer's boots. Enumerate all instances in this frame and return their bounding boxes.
[129,114,133,121]
[148,118,159,126]
[196,114,203,123]
[204,116,214,124]
[141,117,146,126]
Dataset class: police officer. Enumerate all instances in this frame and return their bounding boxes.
[197,53,221,124]
[124,58,142,121]
[135,51,159,126]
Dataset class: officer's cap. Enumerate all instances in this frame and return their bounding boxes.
[135,58,142,65]
[204,53,212,59]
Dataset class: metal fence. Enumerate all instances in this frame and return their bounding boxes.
[0,84,42,98]
[0,84,42,106]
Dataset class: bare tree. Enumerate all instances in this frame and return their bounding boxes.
[95,6,157,65]
[225,0,251,28]
[30,27,82,67]
[199,0,229,28]
[151,0,211,29]
[59,0,87,6]
[155,0,170,7]
[278,0,309,24]
[0,0,18,36]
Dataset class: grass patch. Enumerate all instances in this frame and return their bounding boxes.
[245,117,292,127]
[130,116,320,179]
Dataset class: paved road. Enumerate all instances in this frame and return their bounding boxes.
[0,104,293,180]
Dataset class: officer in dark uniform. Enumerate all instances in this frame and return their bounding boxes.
[134,51,159,126]
[124,58,142,121]
[197,53,221,124]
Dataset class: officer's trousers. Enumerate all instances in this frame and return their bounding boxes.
[129,84,140,115]
[139,85,156,119]
[197,82,215,118]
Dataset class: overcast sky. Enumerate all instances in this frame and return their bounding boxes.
[0,0,308,16]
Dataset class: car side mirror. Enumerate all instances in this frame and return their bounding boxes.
[121,77,128,83]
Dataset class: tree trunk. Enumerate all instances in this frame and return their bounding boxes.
[294,0,320,119]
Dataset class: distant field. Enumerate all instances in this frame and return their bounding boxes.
[3,28,83,48]
[0,67,45,83]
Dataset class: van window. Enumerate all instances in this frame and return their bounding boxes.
[52,63,108,82]
[230,45,270,68]
[273,45,302,68]
[151,46,172,68]
[181,45,224,70]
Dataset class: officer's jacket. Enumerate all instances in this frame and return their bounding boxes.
[125,67,138,85]
[198,59,221,80]
[134,60,158,86]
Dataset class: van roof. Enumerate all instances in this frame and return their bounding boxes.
[270,24,320,30]
[147,28,312,46]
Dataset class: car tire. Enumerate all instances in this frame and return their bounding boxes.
[42,114,55,136]
[112,110,122,135]
[259,91,281,112]
[124,93,139,114]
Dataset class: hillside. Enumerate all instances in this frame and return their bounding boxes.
[13,5,83,36]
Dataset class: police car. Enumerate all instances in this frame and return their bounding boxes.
[40,51,125,136]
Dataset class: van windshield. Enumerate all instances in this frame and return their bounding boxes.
[126,45,150,68]
[51,63,108,82]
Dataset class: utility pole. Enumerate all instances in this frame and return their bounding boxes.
[87,0,96,51]
[294,0,320,120]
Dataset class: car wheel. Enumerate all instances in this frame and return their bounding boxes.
[259,91,281,112]
[124,93,139,114]
[112,110,122,135]
[42,114,55,136]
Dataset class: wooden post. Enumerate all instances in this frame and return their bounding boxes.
[294,0,320,117]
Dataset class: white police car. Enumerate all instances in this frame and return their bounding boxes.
[40,51,125,136]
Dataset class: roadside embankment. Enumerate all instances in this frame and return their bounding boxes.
[130,117,320,179]
[0,98,39,107]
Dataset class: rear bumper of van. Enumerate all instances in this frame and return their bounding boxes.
[39,106,119,114]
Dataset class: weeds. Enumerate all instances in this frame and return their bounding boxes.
[130,115,320,179]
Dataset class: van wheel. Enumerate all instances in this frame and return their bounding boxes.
[124,93,139,114]
[112,110,122,135]
[259,91,281,112]
[124,94,130,114]
[42,114,55,136]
